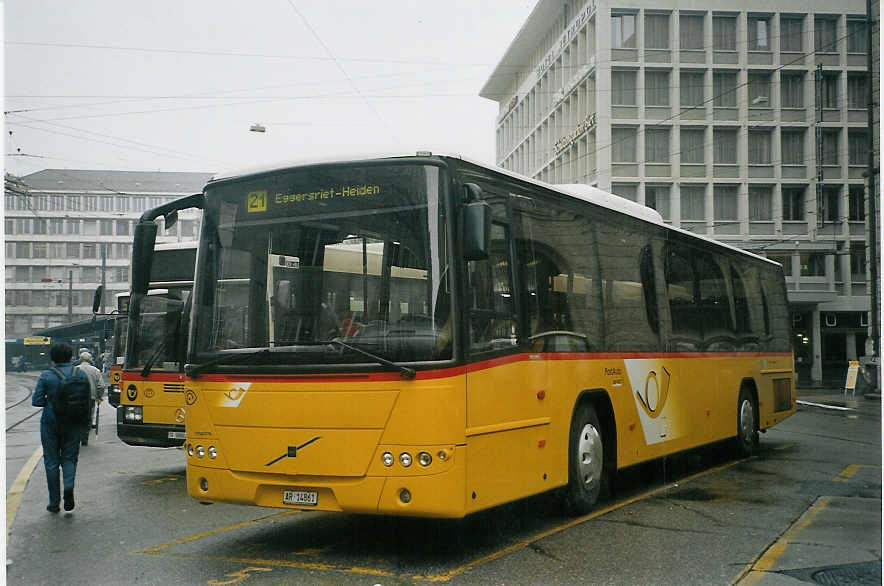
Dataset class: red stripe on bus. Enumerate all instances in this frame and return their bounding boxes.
[189,351,792,383]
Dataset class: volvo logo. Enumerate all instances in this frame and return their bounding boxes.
[265,436,322,466]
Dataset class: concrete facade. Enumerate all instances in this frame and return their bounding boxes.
[4,169,212,338]
[480,0,875,384]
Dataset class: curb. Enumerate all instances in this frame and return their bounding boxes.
[6,446,43,538]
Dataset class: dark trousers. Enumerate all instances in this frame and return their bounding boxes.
[81,398,95,442]
[41,421,84,507]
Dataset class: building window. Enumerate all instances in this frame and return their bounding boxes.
[133,196,147,212]
[82,243,97,258]
[781,130,805,165]
[821,130,839,165]
[820,187,840,222]
[15,267,29,282]
[33,219,47,235]
[749,186,773,220]
[713,15,736,50]
[100,196,114,212]
[84,196,98,211]
[612,127,637,162]
[814,16,838,52]
[680,14,704,50]
[680,185,706,220]
[848,74,868,109]
[713,128,737,164]
[33,242,48,259]
[748,73,771,107]
[821,73,839,109]
[66,219,80,235]
[680,71,705,107]
[15,242,30,258]
[781,73,804,108]
[612,70,637,105]
[644,13,669,49]
[748,16,771,50]
[66,195,81,211]
[34,195,48,211]
[800,253,826,276]
[116,196,130,212]
[646,185,670,220]
[645,128,670,163]
[645,71,670,106]
[612,14,636,48]
[849,186,866,221]
[116,220,130,236]
[16,218,31,234]
[780,17,803,52]
[100,220,113,236]
[611,183,638,201]
[50,195,63,211]
[713,72,737,107]
[49,243,64,258]
[748,130,772,165]
[713,185,738,222]
[850,247,867,275]
[782,187,805,221]
[66,243,79,258]
[849,130,869,165]
[847,20,867,53]
[81,267,99,281]
[680,129,705,164]
[49,218,64,235]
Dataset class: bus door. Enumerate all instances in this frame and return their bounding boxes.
[463,188,552,510]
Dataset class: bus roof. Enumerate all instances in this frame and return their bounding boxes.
[208,151,780,268]
[154,241,198,252]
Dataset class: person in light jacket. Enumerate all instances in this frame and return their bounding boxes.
[76,351,103,446]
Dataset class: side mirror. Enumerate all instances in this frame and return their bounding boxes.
[92,285,104,314]
[462,184,491,261]
[131,221,158,295]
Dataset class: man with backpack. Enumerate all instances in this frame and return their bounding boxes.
[32,343,92,513]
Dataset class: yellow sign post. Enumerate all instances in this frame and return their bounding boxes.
[843,360,860,396]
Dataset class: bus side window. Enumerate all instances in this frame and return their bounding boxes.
[665,244,701,351]
[467,222,516,353]
[696,255,735,351]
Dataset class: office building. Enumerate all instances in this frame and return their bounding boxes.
[4,169,212,338]
[480,0,875,384]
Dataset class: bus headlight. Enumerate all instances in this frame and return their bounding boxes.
[418,452,432,467]
[196,445,205,458]
[382,452,394,467]
[187,444,194,457]
[208,446,217,459]
[123,406,143,422]
[399,452,412,467]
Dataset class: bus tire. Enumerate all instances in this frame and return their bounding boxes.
[564,402,606,515]
[736,388,759,456]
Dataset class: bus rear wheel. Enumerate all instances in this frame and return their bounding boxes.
[564,403,606,515]
[736,389,759,456]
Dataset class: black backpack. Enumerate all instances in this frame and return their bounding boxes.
[49,366,92,425]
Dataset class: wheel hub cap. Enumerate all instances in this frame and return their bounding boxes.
[740,399,755,442]
[577,423,603,488]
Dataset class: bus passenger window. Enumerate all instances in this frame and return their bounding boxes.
[697,255,735,350]
[665,246,701,351]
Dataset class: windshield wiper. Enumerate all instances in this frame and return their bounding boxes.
[328,338,416,379]
[185,348,271,378]
[140,338,169,378]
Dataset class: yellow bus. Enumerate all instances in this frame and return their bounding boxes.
[118,235,199,447]
[132,153,794,517]
[105,292,129,407]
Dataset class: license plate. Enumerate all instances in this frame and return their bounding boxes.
[283,490,318,506]
[168,431,186,440]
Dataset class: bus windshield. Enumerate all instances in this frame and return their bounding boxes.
[191,163,451,368]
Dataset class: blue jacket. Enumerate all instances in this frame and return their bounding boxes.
[32,362,77,427]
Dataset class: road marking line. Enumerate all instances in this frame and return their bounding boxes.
[134,457,748,582]
[796,400,854,411]
[133,510,299,555]
[731,496,832,585]
[6,446,43,537]
[834,464,861,482]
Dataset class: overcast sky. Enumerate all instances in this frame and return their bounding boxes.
[4,0,536,178]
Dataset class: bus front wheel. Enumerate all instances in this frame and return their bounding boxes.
[564,402,606,515]
[736,389,759,456]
